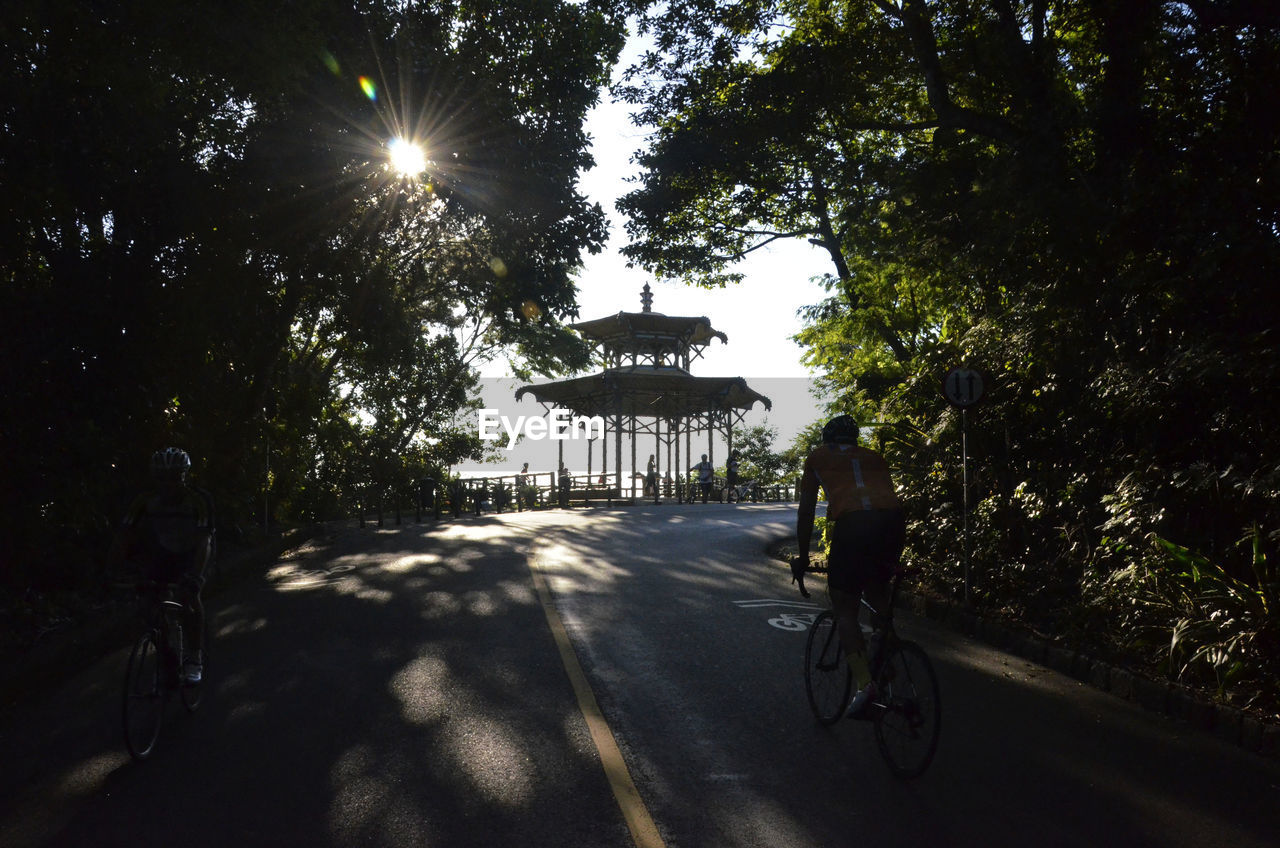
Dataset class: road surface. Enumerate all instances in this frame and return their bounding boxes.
[2,504,1277,847]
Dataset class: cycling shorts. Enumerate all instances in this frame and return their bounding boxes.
[826,508,906,594]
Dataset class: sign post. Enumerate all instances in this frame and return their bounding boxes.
[942,367,986,605]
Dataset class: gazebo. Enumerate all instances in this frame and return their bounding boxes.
[515,284,771,501]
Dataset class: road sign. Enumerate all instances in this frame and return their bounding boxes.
[943,367,986,409]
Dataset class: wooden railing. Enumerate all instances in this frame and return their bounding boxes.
[353,472,797,526]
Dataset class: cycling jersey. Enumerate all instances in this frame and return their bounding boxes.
[800,443,901,520]
[123,486,213,555]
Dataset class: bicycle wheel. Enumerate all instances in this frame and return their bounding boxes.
[122,631,165,761]
[873,639,941,778]
[804,610,852,725]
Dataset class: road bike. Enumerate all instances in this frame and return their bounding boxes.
[121,580,208,761]
[798,566,941,778]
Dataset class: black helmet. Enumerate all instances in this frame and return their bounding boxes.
[821,415,859,445]
[150,447,191,481]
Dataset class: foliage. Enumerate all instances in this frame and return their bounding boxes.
[1088,529,1279,702]
[618,1,1280,706]
[0,0,635,594]
[731,423,789,484]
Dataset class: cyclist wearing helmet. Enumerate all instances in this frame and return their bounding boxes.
[111,448,214,684]
[795,415,905,718]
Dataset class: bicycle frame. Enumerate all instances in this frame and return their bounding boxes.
[122,580,202,761]
[800,568,941,777]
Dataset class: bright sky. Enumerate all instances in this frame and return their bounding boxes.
[463,35,838,472]
[572,91,834,380]
[479,29,835,382]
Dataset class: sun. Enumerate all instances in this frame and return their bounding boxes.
[387,137,427,177]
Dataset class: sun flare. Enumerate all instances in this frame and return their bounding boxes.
[387,137,427,177]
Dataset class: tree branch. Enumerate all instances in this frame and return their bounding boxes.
[810,167,911,362]
[899,0,1021,143]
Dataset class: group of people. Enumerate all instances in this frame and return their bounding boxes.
[636,451,743,503]
[108,412,899,721]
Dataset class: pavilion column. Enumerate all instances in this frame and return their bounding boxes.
[615,409,623,495]
[665,419,672,500]
[675,417,682,504]
[685,418,691,485]
[707,411,714,466]
[727,419,734,494]
[630,415,637,500]
[654,417,661,505]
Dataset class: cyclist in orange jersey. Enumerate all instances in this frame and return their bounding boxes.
[795,415,906,718]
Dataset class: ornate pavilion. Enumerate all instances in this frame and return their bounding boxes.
[515,284,771,502]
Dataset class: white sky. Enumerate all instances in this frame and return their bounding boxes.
[462,33,838,474]
[482,29,836,381]
[570,89,834,380]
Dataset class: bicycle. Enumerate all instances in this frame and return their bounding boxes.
[797,564,941,778]
[121,579,208,761]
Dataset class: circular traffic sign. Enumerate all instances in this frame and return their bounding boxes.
[942,367,986,408]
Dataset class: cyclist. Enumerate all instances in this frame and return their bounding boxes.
[794,415,905,718]
[109,448,214,684]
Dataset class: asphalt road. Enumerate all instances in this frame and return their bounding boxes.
[2,504,1278,847]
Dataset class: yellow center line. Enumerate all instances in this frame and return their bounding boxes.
[529,558,666,848]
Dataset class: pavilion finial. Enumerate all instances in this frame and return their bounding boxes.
[641,283,653,313]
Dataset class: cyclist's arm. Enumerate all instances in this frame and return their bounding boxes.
[796,462,819,562]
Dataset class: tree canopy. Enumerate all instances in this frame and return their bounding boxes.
[1,0,637,590]
[618,1,1279,706]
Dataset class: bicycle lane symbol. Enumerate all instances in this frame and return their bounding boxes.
[268,562,359,590]
[734,599,823,631]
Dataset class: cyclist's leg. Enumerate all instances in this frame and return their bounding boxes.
[829,510,904,693]
[827,515,873,690]
[865,508,907,635]
[182,537,212,661]
[828,585,869,687]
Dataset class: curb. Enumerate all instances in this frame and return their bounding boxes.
[766,539,1280,764]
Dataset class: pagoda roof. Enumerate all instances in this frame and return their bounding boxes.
[571,311,727,349]
[515,365,771,420]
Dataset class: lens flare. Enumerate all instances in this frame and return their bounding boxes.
[358,76,377,101]
[388,138,427,176]
[321,50,341,76]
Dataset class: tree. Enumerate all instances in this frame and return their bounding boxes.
[0,0,636,592]
[731,423,788,484]
[618,1,1280,703]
